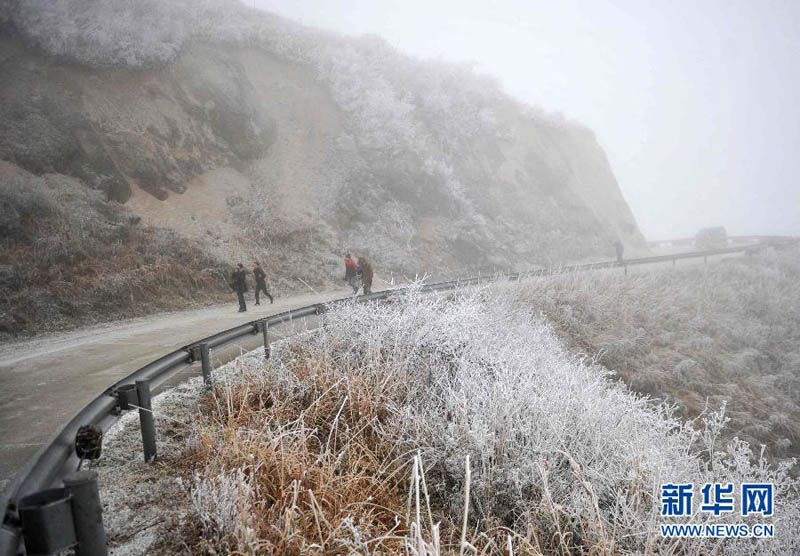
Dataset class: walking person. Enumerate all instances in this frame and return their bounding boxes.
[357,256,374,295]
[253,262,274,305]
[614,240,624,264]
[344,253,359,294]
[231,263,248,312]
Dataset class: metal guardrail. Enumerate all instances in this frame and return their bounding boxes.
[0,237,796,555]
[646,234,788,248]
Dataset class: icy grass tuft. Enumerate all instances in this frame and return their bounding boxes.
[190,468,258,553]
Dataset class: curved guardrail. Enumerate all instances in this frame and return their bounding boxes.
[646,234,790,248]
[1,237,796,555]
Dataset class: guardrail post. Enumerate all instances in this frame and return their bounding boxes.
[19,488,76,554]
[258,321,270,359]
[0,525,18,556]
[135,380,157,463]
[624,264,628,276]
[16,474,108,556]
[316,303,331,331]
[63,471,107,556]
[199,343,212,386]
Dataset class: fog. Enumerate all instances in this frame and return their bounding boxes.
[255,0,800,240]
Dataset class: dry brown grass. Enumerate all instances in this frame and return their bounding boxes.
[183,346,417,554]
[178,344,552,555]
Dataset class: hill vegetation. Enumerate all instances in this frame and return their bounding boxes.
[0,162,230,336]
[0,0,643,336]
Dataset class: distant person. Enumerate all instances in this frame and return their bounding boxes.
[614,240,624,263]
[344,253,359,294]
[253,262,274,305]
[357,256,374,295]
[231,263,248,312]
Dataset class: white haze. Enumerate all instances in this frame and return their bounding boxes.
[255,0,800,240]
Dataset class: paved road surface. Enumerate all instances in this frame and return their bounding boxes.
[0,288,351,486]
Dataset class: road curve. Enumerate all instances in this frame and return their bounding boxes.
[0,288,349,486]
[0,248,755,488]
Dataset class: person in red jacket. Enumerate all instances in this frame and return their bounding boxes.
[344,253,359,294]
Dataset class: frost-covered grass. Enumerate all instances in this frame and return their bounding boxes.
[499,245,800,459]
[0,166,231,338]
[103,283,800,554]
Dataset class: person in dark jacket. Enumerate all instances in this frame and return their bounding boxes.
[614,240,624,263]
[357,256,374,295]
[344,253,359,294]
[253,262,274,305]
[231,263,248,312]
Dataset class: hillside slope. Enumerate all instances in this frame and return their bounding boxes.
[0,0,644,337]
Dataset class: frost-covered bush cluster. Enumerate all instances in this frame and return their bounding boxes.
[501,246,800,459]
[173,285,799,554]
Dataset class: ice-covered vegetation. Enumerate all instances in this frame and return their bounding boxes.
[0,163,229,338]
[499,245,800,459]
[0,0,644,336]
[97,284,800,554]
[2,0,507,133]
[2,0,507,174]
[2,0,641,259]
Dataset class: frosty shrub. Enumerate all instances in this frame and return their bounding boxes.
[174,284,799,554]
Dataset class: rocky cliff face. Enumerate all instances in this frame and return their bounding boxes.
[0,0,644,336]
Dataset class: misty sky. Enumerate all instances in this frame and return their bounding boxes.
[255,0,799,239]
